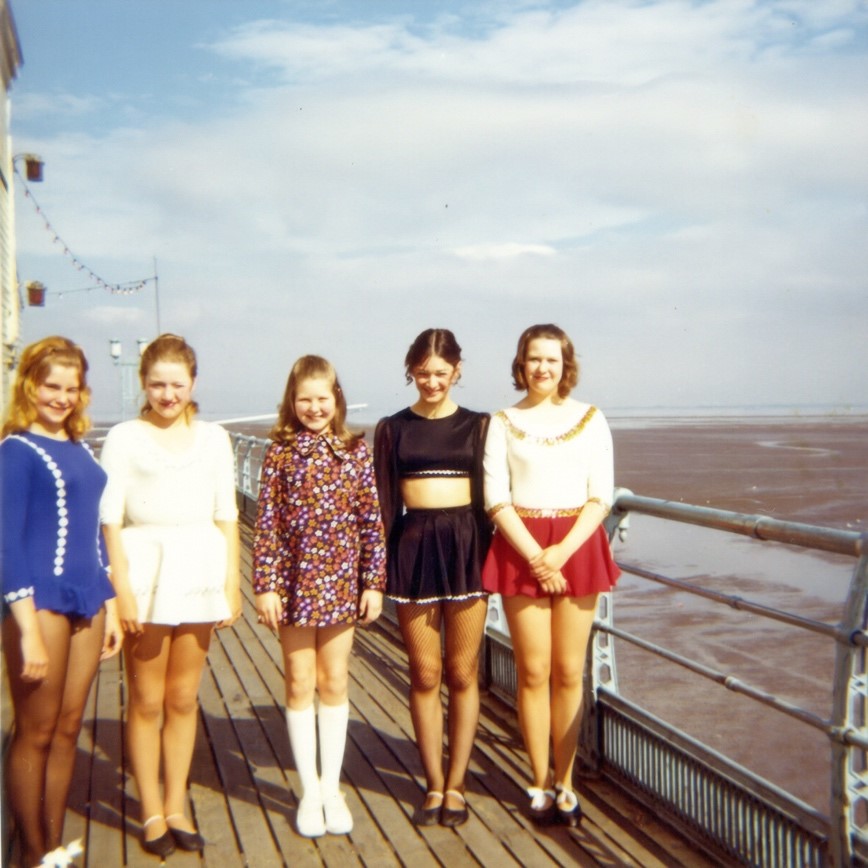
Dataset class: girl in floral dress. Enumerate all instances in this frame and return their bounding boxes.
[253,355,386,838]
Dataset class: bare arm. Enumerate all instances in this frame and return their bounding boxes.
[215,519,241,628]
[491,506,567,595]
[8,597,49,681]
[101,524,142,635]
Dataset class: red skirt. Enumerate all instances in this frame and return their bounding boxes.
[482,516,619,598]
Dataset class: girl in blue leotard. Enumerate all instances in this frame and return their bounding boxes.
[1,336,122,867]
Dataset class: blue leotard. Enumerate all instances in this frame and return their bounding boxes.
[1,432,114,618]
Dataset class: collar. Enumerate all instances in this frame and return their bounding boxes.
[294,429,352,462]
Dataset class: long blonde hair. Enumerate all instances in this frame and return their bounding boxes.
[270,355,362,448]
[2,336,92,441]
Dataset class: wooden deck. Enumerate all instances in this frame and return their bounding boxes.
[2,519,720,867]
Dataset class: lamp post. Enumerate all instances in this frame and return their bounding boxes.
[109,338,147,421]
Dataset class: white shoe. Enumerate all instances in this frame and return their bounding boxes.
[322,790,353,835]
[296,794,326,837]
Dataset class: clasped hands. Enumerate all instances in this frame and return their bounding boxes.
[529,544,569,595]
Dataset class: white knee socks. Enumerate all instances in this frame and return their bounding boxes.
[317,701,349,798]
[285,702,349,797]
[286,705,320,798]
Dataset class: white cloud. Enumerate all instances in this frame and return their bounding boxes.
[13,0,868,418]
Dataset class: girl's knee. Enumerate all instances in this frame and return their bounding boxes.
[445,659,478,692]
[164,684,200,717]
[54,707,86,744]
[517,659,550,691]
[317,669,349,704]
[409,658,442,693]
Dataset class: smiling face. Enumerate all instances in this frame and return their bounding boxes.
[143,359,195,425]
[32,364,81,436]
[294,376,337,434]
[412,354,460,406]
[523,337,564,399]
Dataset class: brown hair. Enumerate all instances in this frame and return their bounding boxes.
[270,355,362,447]
[139,334,199,420]
[511,323,579,399]
[403,328,463,384]
[2,336,92,440]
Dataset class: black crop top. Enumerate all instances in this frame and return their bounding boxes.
[373,406,490,538]
[392,406,478,477]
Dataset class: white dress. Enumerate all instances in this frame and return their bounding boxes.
[100,419,238,625]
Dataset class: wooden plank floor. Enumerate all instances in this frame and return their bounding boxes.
[2,519,721,867]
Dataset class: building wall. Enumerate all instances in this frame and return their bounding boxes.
[0,0,21,414]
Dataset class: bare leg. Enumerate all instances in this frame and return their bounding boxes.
[124,626,171,841]
[2,610,72,866]
[161,624,213,830]
[397,603,445,802]
[442,597,487,808]
[550,594,597,790]
[44,610,106,849]
[502,595,553,790]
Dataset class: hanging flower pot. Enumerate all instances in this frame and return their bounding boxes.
[26,281,46,307]
[25,156,44,182]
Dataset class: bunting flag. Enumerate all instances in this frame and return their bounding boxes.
[14,163,149,296]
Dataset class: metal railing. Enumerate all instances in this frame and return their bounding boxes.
[229,433,868,867]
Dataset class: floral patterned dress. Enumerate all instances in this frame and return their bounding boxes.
[252,430,386,626]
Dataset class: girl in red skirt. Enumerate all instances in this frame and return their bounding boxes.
[482,324,619,827]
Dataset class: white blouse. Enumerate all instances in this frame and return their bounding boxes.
[100,419,237,528]
[483,401,614,516]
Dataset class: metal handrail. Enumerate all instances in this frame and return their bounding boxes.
[229,433,868,866]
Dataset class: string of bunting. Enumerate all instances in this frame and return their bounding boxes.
[14,163,149,296]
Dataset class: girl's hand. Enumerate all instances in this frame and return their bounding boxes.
[100,600,124,660]
[20,626,50,682]
[358,590,384,626]
[538,572,568,596]
[256,591,283,631]
[529,544,568,578]
[115,588,143,636]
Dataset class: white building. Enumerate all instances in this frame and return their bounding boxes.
[0,0,22,413]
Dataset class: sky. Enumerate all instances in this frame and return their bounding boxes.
[8,0,868,424]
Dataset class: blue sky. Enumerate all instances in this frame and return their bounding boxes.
[9,0,868,422]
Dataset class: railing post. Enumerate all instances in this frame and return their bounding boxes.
[829,547,868,866]
[581,488,631,772]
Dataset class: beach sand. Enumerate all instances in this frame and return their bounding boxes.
[606,417,868,814]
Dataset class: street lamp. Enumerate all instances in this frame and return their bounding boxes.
[109,338,148,421]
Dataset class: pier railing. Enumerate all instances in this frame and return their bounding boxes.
[229,433,868,868]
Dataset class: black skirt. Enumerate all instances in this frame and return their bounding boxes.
[387,505,488,603]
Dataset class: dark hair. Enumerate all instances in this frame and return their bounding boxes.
[2,336,91,440]
[511,323,579,399]
[403,328,463,384]
[270,355,362,447]
[138,334,200,420]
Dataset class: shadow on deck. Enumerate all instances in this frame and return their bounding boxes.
[2,519,720,867]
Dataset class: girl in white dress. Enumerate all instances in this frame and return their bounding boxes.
[101,334,241,858]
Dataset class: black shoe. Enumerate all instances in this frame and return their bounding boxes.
[169,827,205,851]
[555,789,583,827]
[527,788,557,826]
[439,790,468,828]
[412,792,443,826]
[142,830,176,858]
[166,813,206,851]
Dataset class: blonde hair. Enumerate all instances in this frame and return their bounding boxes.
[2,336,92,441]
[139,334,199,421]
[270,355,362,448]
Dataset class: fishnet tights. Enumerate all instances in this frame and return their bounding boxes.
[397,597,487,795]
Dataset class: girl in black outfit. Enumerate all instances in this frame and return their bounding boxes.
[374,329,491,828]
